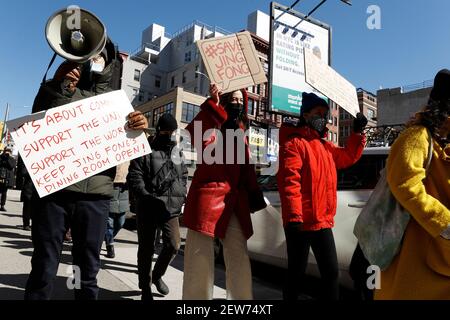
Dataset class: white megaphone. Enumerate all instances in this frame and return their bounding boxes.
[45,7,107,63]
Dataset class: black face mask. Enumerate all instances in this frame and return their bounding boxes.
[157,133,174,146]
[223,103,244,129]
[308,115,328,135]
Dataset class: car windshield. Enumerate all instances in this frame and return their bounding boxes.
[337,154,387,190]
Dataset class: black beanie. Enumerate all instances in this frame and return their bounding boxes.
[301,92,329,115]
[429,69,450,102]
[157,113,178,132]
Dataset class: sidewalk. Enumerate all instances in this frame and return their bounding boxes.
[0,190,228,300]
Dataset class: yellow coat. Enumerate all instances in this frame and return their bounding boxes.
[375,126,450,300]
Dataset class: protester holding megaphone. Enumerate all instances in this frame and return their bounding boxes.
[25,7,148,301]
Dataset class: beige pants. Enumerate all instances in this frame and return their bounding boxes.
[182,214,253,300]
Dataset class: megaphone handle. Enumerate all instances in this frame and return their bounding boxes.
[41,53,57,84]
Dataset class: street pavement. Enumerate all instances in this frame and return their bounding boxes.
[0,190,281,300]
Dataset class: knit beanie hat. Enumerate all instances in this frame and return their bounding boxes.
[156,113,178,132]
[301,92,329,115]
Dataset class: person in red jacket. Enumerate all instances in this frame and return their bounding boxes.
[182,84,266,300]
[277,92,367,300]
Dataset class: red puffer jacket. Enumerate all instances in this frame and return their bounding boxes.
[277,124,366,231]
[182,90,266,240]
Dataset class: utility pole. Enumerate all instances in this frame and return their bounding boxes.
[0,103,10,149]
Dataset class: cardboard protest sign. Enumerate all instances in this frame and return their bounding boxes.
[304,49,360,117]
[197,31,267,93]
[7,90,151,198]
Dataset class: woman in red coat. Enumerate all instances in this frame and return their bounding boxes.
[182,84,266,300]
[277,92,367,300]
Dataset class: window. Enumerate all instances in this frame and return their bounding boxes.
[133,88,138,96]
[337,154,388,190]
[184,51,192,63]
[333,117,337,127]
[195,65,199,78]
[155,75,161,88]
[152,103,174,127]
[138,90,144,102]
[248,99,255,116]
[334,133,337,142]
[367,109,375,120]
[171,76,175,88]
[134,69,141,82]
[181,102,200,123]
[182,71,187,84]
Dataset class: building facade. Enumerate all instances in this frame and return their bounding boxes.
[339,88,378,147]
[376,81,432,126]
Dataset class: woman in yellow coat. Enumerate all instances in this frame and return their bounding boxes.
[375,69,450,300]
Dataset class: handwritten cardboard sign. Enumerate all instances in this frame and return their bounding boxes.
[197,31,267,93]
[7,90,151,198]
[304,49,360,117]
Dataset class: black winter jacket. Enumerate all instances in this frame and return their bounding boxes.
[0,153,16,188]
[31,39,122,198]
[127,136,188,220]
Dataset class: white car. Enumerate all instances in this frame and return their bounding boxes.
[247,147,390,289]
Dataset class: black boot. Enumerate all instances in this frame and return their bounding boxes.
[141,287,153,301]
[106,245,115,258]
[0,206,6,212]
[152,278,169,295]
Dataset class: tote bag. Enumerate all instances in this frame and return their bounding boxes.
[353,130,433,270]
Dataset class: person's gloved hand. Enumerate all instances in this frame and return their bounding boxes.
[353,112,368,133]
[54,61,81,93]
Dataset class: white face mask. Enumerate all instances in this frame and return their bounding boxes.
[90,55,106,74]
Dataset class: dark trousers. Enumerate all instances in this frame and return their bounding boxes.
[136,207,180,291]
[284,225,339,301]
[25,193,109,300]
[349,243,374,301]
[0,186,8,206]
[22,200,32,227]
[104,212,126,245]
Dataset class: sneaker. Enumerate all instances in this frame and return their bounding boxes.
[0,206,6,212]
[106,245,115,258]
[152,278,169,295]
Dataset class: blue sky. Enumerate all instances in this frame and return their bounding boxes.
[1,0,449,120]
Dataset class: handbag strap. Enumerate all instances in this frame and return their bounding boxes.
[425,129,433,174]
[41,53,58,84]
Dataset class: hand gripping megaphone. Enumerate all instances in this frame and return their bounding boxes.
[45,7,107,63]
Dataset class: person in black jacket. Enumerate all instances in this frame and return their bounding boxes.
[0,148,16,212]
[128,113,188,300]
[17,156,34,230]
[25,38,148,300]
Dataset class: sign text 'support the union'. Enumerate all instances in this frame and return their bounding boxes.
[7,90,151,198]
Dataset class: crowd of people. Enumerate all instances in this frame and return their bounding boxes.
[1,30,448,301]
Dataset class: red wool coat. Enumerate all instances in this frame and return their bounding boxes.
[277,124,366,231]
[183,90,266,240]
